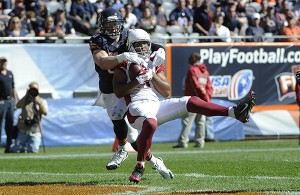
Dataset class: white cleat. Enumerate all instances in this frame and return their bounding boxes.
[150,157,174,179]
[106,149,128,170]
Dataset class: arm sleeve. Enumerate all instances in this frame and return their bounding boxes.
[296,83,300,106]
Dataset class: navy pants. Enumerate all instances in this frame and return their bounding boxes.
[0,98,14,152]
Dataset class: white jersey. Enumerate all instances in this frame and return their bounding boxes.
[118,59,190,130]
[120,59,164,105]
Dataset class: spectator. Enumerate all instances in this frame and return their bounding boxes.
[154,2,168,28]
[186,0,195,16]
[193,0,214,40]
[37,15,64,43]
[6,16,29,43]
[0,57,19,153]
[9,3,35,35]
[24,0,41,16]
[0,0,11,27]
[26,10,43,36]
[122,4,138,29]
[173,52,213,149]
[69,0,97,35]
[55,8,76,35]
[169,0,193,33]
[112,0,124,10]
[245,13,265,42]
[260,0,269,16]
[281,13,300,42]
[260,4,282,39]
[92,0,106,14]
[275,0,290,27]
[10,82,48,153]
[209,12,232,42]
[223,2,243,41]
[131,0,143,20]
[138,6,156,33]
[0,20,8,38]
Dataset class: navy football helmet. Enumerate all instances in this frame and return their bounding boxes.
[98,8,124,39]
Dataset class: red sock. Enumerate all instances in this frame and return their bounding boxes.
[187,96,229,116]
[137,118,157,162]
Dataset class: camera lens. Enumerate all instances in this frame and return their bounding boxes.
[29,88,39,97]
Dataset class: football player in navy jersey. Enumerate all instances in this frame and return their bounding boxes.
[89,8,173,179]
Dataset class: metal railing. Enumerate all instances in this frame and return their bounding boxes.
[0,35,300,44]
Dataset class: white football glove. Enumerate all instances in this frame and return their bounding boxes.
[116,52,147,66]
[150,48,165,68]
[136,70,153,84]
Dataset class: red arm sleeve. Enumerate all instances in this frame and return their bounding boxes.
[296,83,300,106]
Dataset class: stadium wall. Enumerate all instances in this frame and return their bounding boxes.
[0,43,299,146]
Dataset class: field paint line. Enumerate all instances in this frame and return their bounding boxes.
[184,173,300,180]
[1,172,300,181]
[0,147,300,160]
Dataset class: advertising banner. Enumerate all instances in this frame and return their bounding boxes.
[167,42,300,106]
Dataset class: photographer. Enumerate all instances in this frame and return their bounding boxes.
[10,82,48,153]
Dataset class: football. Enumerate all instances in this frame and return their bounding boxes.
[128,63,145,81]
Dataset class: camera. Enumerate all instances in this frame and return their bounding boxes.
[24,116,39,126]
[28,88,39,97]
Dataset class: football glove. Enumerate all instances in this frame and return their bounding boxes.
[116,52,147,66]
[136,70,153,84]
[150,48,165,68]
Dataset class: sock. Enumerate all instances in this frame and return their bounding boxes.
[118,144,126,150]
[187,96,228,116]
[148,155,157,164]
[228,107,235,118]
[137,161,145,167]
[137,118,157,162]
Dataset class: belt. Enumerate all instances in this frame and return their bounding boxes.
[0,96,11,100]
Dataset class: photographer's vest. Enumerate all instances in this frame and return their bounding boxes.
[17,101,42,134]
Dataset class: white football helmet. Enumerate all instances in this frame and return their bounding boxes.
[127,29,151,59]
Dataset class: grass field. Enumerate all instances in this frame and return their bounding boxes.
[0,139,300,194]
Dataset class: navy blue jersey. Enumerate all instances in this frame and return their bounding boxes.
[89,29,128,94]
[89,28,165,94]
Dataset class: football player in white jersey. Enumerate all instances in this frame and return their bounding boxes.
[113,29,256,183]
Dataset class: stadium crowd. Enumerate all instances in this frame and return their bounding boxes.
[0,0,300,43]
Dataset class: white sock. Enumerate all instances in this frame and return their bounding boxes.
[228,107,235,118]
[118,144,126,150]
[137,161,145,167]
[148,155,157,164]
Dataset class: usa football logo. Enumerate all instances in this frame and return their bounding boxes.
[228,69,253,101]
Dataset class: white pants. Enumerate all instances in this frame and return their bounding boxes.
[93,91,138,143]
[128,96,190,130]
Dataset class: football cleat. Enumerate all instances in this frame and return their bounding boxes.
[106,149,128,170]
[150,157,174,179]
[234,91,256,123]
[129,163,145,184]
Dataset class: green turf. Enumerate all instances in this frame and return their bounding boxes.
[0,139,300,194]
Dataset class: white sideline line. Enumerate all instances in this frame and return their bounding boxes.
[0,147,300,160]
[1,171,300,181]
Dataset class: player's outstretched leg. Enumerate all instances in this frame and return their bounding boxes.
[129,163,145,184]
[106,147,128,170]
[149,157,174,179]
[234,91,256,123]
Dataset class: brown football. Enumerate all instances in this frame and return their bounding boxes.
[128,63,144,81]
